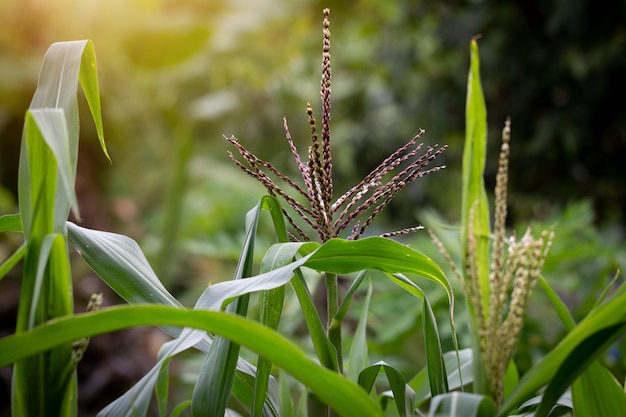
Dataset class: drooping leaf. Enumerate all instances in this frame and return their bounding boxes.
[68,221,280,416]
[304,236,457,357]
[509,391,572,417]
[0,305,386,417]
[67,222,181,307]
[358,361,416,417]
[97,328,204,417]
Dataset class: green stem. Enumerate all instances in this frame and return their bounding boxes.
[325,271,341,417]
[326,272,342,372]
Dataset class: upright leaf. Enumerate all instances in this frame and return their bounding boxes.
[461,38,491,397]
[12,39,106,416]
[461,38,490,316]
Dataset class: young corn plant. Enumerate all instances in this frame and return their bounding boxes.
[0,40,107,417]
[227,8,447,380]
[423,39,626,416]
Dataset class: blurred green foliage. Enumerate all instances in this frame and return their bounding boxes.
[1,0,624,413]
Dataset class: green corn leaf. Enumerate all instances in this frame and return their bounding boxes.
[358,361,416,417]
[192,193,261,417]
[386,273,449,399]
[535,322,626,417]
[461,37,491,397]
[98,329,205,417]
[462,38,490,310]
[13,233,75,417]
[411,349,474,406]
[278,370,295,417]
[253,196,293,417]
[423,296,449,398]
[346,278,372,383]
[0,305,386,417]
[0,213,22,232]
[28,109,77,221]
[571,362,626,417]
[304,237,455,342]
[29,40,107,161]
[332,270,368,329]
[170,400,192,417]
[19,110,58,239]
[68,220,282,416]
[20,40,107,231]
[538,276,577,331]
[0,242,26,281]
[509,392,572,417]
[191,199,288,417]
[12,39,106,417]
[156,361,170,417]
[499,282,626,416]
[427,392,496,417]
[76,41,108,161]
[291,267,339,372]
[67,222,182,307]
[536,277,626,416]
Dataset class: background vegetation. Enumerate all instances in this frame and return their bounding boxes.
[1,0,624,415]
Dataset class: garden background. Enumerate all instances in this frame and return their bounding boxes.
[1,0,624,415]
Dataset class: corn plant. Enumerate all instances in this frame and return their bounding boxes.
[1,8,626,417]
[0,9,454,417]
[423,39,626,416]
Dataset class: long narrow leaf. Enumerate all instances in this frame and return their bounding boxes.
[27,109,77,221]
[499,282,626,415]
[571,362,626,417]
[423,296,448,397]
[427,392,495,417]
[461,38,490,311]
[0,213,22,232]
[253,198,296,417]
[98,328,206,417]
[346,279,372,383]
[67,222,181,306]
[535,322,626,417]
[461,37,491,397]
[192,194,261,417]
[0,305,386,417]
[358,361,415,417]
[304,236,457,354]
[0,242,26,281]
[537,277,626,417]
[68,220,280,415]
[411,349,474,406]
